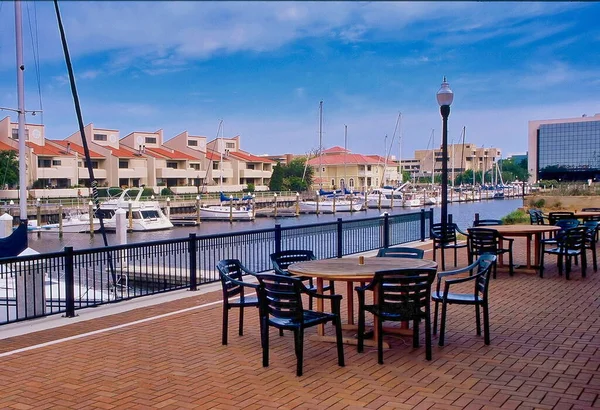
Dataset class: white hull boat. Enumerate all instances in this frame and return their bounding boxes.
[199,205,254,221]
[299,199,363,213]
[97,188,173,231]
[39,212,100,233]
[366,188,403,209]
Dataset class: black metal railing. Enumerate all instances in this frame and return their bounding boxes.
[0,209,433,326]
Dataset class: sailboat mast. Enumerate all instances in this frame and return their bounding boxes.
[343,124,347,191]
[398,112,402,184]
[15,0,27,222]
[318,101,323,189]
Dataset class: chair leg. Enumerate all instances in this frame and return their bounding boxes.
[279,329,284,337]
[539,249,545,278]
[377,316,384,365]
[238,305,244,336]
[508,250,514,276]
[582,251,587,278]
[483,303,490,345]
[262,319,269,368]
[592,246,597,272]
[441,248,446,271]
[566,255,571,280]
[334,317,345,367]
[557,255,563,276]
[413,318,420,348]
[433,301,439,335]
[475,304,481,336]
[222,304,229,345]
[433,244,437,262]
[425,313,432,361]
[439,301,448,347]
[294,329,304,377]
[454,247,458,267]
[357,302,365,353]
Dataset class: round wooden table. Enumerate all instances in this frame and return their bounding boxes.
[480,225,561,269]
[288,257,438,347]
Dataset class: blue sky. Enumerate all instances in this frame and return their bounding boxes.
[0,1,599,159]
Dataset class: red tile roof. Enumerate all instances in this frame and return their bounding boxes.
[145,147,197,161]
[26,142,69,156]
[52,140,104,159]
[0,141,16,152]
[108,146,137,158]
[205,151,221,161]
[229,150,274,163]
[322,146,349,155]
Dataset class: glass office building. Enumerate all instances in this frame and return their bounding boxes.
[528,114,600,182]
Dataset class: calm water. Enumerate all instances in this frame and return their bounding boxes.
[26,199,523,253]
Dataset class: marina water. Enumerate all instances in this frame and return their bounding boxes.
[27,199,523,253]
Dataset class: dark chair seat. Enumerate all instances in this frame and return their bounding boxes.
[356,268,437,363]
[270,250,334,310]
[217,259,260,345]
[540,227,587,279]
[256,274,344,376]
[430,223,468,270]
[432,254,497,346]
[377,246,424,259]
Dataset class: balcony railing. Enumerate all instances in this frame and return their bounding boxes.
[0,210,432,326]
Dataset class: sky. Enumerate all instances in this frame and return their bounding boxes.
[0,1,599,160]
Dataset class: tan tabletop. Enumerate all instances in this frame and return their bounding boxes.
[472,225,561,270]
[288,257,437,281]
[573,211,600,218]
[288,257,438,346]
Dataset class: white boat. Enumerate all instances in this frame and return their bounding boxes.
[402,193,421,207]
[97,188,174,231]
[299,198,363,213]
[39,211,100,233]
[199,205,254,221]
[366,187,403,208]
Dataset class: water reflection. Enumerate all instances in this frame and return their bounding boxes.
[26,199,522,253]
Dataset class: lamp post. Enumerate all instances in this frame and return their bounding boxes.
[436,76,453,230]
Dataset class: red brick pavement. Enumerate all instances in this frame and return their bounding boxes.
[0,238,598,409]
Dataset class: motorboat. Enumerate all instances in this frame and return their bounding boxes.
[38,211,100,233]
[97,188,174,231]
[299,196,363,213]
[366,187,403,209]
[402,192,421,207]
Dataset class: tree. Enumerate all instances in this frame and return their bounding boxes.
[0,150,18,188]
[269,163,285,191]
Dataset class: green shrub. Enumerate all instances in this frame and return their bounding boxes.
[528,198,545,208]
[243,183,255,193]
[501,209,529,225]
[161,187,173,196]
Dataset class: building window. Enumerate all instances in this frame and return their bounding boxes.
[225,142,235,149]
[91,161,99,169]
[94,134,107,141]
[166,162,178,169]
[349,178,355,188]
[11,129,29,140]
[52,160,61,166]
[322,167,326,172]
[213,162,220,170]
[331,178,335,187]
[367,165,372,171]
[38,158,51,168]
[145,137,157,144]
[190,163,200,170]
[119,160,129,169]
[247,164,255,170]
[188,140,198,147]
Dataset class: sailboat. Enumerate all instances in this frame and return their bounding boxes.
[299,102,363,213]
[198,121,254,221]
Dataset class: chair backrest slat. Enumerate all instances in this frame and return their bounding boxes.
[217,259,252,298]
[473,219,503,227]
[270,250,316,274]
[256,274,304,321]
[468,228,500,253]
[549,211,575,225]
[372,269,437,319]
[376,247,424,259]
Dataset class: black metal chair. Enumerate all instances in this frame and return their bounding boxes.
[528,209,546,225]
[376,246,424,259]
[432,254,496,346]
[255,274,344,376]
[430,223,469,271]
[548,211,575,225]
[356,268,437,363]
[539,227,588,280]
[473,219,503,227]
[583,220,598,272]
[467,228,514,278]
[540,219,580,249]
[217,259,260,345]
[270,250,334,310]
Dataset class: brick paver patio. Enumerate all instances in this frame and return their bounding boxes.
[0,239,598,409]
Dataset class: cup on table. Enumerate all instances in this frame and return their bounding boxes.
[359,256,365,265]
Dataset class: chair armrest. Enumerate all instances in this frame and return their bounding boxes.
[455,226,469,237]
[354,281,376,293]
[304,290,342,301]
[445,273,480,286]
[221,274,260,290]
[436,266,474,279]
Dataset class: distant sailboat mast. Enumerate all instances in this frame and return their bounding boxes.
[343,124,347,191]
[15,0,27,225]
[318,101,323,189]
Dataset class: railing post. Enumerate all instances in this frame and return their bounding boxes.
[64,246,75,318]
[383,213,390,248]
[336,218,343,258]
[474,213,480,224]
[275,224,282,255]
[448,214,453,224]
[189,233,197,291]
[420,209,426,241]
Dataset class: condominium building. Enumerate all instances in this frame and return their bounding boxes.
[413,143,501,180]
[528,113,600,182]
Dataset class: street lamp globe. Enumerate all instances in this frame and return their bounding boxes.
[436,76,454,107]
